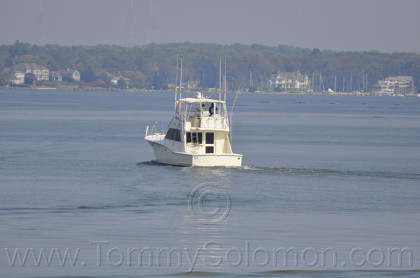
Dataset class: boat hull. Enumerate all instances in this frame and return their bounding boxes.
[146,140,242,167]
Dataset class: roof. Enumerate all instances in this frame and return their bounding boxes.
[14,63,49,71]
[385,76,412,81]
[58,69,80,75]
[178,97,225,104]
[274,71,308,82]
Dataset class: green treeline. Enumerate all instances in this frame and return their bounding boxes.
[1,41,419,92]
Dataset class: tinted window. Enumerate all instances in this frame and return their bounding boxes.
[206,133,214,144]
[206,146,214,153]
[186,132,202,144]
[165,128,182,142]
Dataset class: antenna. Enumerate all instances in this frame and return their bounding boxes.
[128,0,135,46]
[147,0,157,44]
[36,0,46,45]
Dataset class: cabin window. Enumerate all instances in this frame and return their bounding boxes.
[206,132,214,144]
[165,128,182,142]
[186,132,202,144]
[206,146,214,153]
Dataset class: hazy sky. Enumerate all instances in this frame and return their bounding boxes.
[1,0,420,52]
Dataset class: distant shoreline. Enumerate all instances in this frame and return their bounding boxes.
[3,86,420,97]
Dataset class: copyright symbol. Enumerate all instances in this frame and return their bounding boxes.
[188,182,231,224]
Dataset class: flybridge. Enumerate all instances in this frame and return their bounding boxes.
[175,94,230,131]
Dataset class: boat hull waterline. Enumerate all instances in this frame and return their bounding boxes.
[146,136,242,167]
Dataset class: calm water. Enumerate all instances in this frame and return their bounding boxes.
[1,90,420,278]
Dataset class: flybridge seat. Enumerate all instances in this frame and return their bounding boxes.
[186,115,228,130]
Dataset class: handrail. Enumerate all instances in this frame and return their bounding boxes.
[145,121,165,137]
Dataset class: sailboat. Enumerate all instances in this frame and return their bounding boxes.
[144,60,243,167]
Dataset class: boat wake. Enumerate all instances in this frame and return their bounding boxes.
[137,160,189,167]
[241,165,420,180]
[137,161,420,180]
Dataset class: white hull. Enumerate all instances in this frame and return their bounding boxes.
[146,139,242,167]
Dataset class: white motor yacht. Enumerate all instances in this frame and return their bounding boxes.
[145,92,243,167]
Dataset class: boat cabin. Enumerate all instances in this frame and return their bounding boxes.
[165,93,233,155]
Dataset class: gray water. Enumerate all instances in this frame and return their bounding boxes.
[1,90,420,278]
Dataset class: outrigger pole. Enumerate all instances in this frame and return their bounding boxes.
[224,59,227,103]
[179,59,183,101]
[175,55,179,107]
[219,59,222,101]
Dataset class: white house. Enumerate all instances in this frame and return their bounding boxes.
[14,63,49,81]
[375,76,414,96]
[50,71,63,82]
[12,70,26,85]
[58,69,81,82]
[270,71,310,92]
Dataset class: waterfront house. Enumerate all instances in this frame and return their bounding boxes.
[50,71,63,82]
[269,71,310,92]
[375,76,415,96]
[14,63,49,81]
[12,70,26,85]
[58,69,81,82]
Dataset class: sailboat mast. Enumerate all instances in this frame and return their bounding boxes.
[312,72,315,92]
[362,69,365,92]
[334,75,337,92]
[365,73,368,92]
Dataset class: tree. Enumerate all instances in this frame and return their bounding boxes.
[10,40,31,57]
[117,78,129,89]
[311,48,321,56]
[0,42,419,92]
[24,73,36,85]
[81,65,96,82]
[0,70,11,86]
[149,71,168,89]
[122,71,147,88]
